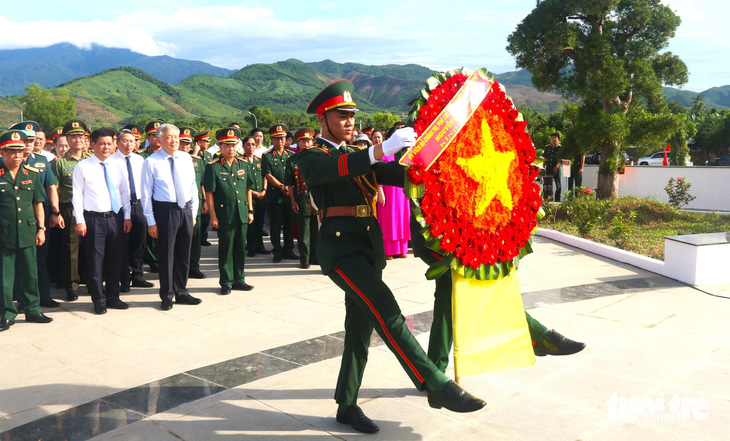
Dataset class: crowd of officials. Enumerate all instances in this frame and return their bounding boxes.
[0,117,410,329]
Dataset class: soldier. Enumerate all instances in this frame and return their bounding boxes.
[296,80,484,434]
[122,124,144,153]
[0,129,53,331]
[50,119,91,302]
[242,135,269,257]
[52,130,69,157]
[110,129,154,291]
[204,127,254,295]
[141,120,164,273]
[72,127,132,314]
[261,124,297,263]
[284,128,319,269]
[6,122,64,308]
[194,130,213,246]
[543,132,562,202]
[361,127,374,140]
[179,127,207,279]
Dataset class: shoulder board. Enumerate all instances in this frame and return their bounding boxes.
[25,165,39,173]
[306,146,332,156]
[55,155,63,160]
[191,154,201,160]
[263,150,273,155]
[209,158,221,164]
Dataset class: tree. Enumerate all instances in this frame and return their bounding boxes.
[19,84,76,131]
[247,106,275,130]
[507,0,687,199]
[372,111,403,131]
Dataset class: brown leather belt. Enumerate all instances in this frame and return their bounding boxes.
[323,205,372,218]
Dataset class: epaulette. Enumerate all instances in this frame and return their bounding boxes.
[25,165,40,173]
[263,149,273,155]
[348,144,367,151]
[191,154,201,160]
[306,146,331,156]
[209,157,221,164]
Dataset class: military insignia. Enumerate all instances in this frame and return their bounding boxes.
[0,170,4,177]
[154,122,160,128]
[25,166,39,173]
[26,123,33,130]
[72,122,80,129]
[11,132,20,141]
[193,162,198,167]
[343,91,353,102]
[237,169,245,175]
[276,126,281,131]
[184,129,191,135]
[228,130,234,137]
[22,180,32,184]
[34,162,46,168]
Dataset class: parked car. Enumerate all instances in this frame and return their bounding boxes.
[637,151,692,166]
[715,153,730,166]
[584,151,629,165]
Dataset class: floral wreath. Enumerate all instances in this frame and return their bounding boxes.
[406,68,542,280]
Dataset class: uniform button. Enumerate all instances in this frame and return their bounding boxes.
[17,197,20,200]
[18,208,21,212]
[233,182,236,186]
[367,226,370,231]
[220,204,224,207]
[336,232,341,237]
[15,186,19,189]
[19,220,22,223]
[236,191,239,194]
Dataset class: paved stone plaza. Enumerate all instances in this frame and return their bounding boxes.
[1,235,728,440]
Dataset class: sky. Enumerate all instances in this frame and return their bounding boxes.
[1,0,726,92]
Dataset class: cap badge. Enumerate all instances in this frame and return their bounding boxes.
[343,91,352,102]
[25,124,33,130]
[227,130,234,136]
[154,122,160,128]
[11,132,20,141]
[72,122,80,128]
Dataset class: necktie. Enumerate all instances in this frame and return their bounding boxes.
[102,162,121,213]
[169,156,186,208]
[126,156,138,203]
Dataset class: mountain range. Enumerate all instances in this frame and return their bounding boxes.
[0,43,727,129]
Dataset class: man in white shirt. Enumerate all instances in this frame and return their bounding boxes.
[110,129,155,292]
[140,124,201,311]
[72,127,132,314]
[251,127,270,158]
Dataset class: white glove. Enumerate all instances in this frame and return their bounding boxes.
[381,127,417,156]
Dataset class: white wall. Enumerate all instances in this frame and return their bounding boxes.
[580,165,730,211]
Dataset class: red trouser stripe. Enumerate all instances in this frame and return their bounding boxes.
[334,267,425,383]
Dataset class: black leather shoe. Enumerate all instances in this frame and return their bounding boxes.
[273,254,283,263]
[336,405,379,434]
[247,250,255,257]
[533,329,586,356]
[262,230,269,236]
[131,278,154,288]
[40,298,61,308]
[201,240,212,247]
[220,285,232,295]
[232,282,253,291]
[67,290,79,301]
[282,251,299,260]
[0,319,9,332]
[93,303,107,315]
[189,269,207,279]
[120,281,131,293]
[26,313,54,324]
[175,295,202,305]
[161,299,173,310]
[427,380,486,413]
[148,263,159,273]
[256,248,271,255]
[300,262,310,269]
[107,299,130,310]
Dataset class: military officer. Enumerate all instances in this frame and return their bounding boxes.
[261,124,297,262]
[543,132,562,202]
[204,127,254,295]
[284,128,319,269]
[141,120,164,273]
[122,124,144,153]
[296,80,485,434]
[194,130,213,247]
[0,130,53,331]
[7,121,64,308]
[180,127,207,279]
[242,135,269,257]
[51,119,91,302]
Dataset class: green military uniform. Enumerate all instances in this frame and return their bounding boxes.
[261,125,295,260]
[179,127,206,277]
[194,130,213,246]
[284,129,319,267]
[0,130,47,325]
[204,128,254,290]
[244,154,267,255]
[542,136,562,201]
[297,136,449,405]
[142,120,164,270]
[51,148,90,295]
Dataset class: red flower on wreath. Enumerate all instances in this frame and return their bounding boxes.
[408,74,542,270]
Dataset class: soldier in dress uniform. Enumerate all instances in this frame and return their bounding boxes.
[123,124,144,153]
[6,121,64,308]
[179,127,207,279]
[51,119,92,302]
[242,135,269,257]
[141,120,164,273]
[0,130,53,331]
[203,127,254,295]
[296,80,485,434]
[261,124,297,263]
[194,130,213,247]
[284,128,319,269]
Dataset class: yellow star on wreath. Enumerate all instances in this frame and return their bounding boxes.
[456,119,516,218]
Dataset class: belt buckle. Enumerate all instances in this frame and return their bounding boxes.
[356,205,369,217]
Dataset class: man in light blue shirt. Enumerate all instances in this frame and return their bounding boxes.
[140,124,200,310]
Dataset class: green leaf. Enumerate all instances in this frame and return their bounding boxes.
[425,76,442,91]
[425,255,453,280]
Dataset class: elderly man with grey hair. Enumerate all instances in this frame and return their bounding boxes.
[140,124,201,310]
